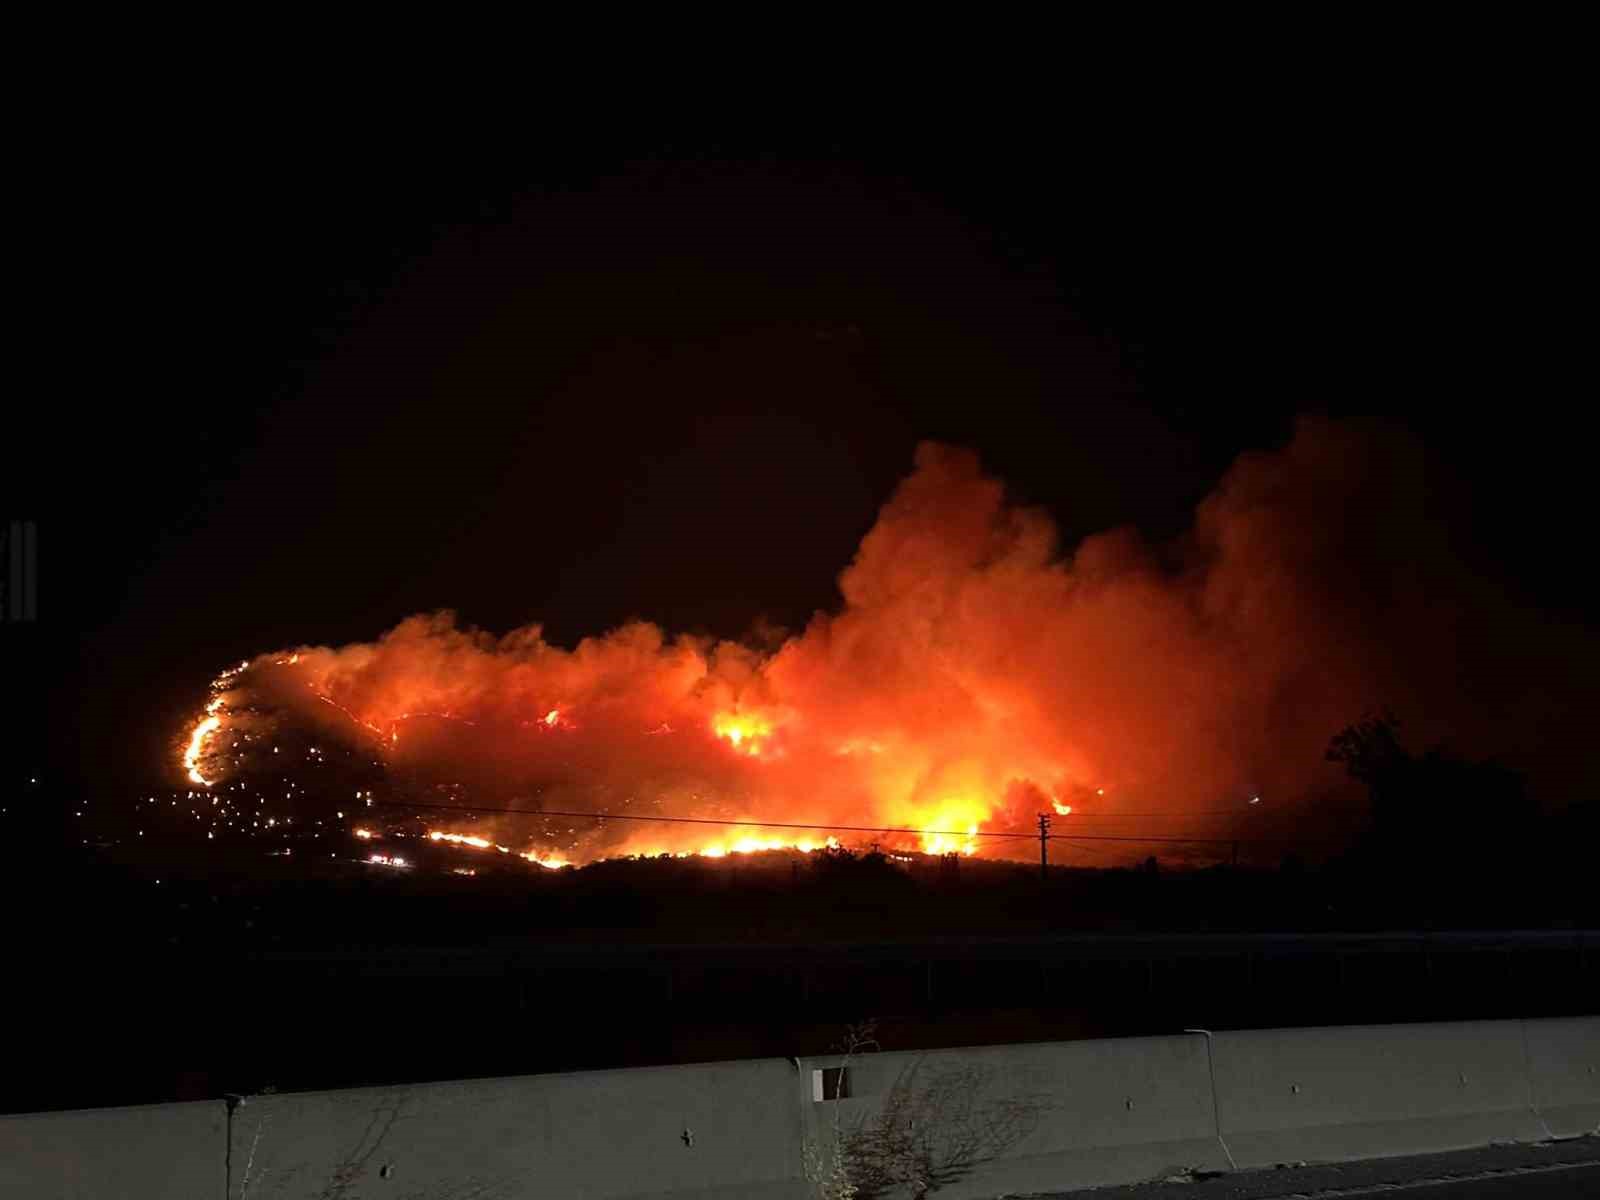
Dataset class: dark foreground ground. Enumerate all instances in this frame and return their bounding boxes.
[1031,1137,1600,1199]
[4,830,1597,1112]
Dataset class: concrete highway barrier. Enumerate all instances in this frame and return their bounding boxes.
[1208,1020,1549,1167]
[1524,1016,1600,1139]
[799,1034,1230,1197]
[0,1099,225,1200]
[5,1016,1595,1197]
[224,1058,808,1199]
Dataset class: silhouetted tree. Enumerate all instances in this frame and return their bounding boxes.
[1326,712,1534,912]
[1325,710,1407,789]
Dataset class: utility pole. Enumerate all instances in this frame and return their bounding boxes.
[1038,812,1051,880]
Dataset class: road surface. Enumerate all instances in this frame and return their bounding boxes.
[1025,1137,1600,1199]
[1368,1162,1600,1197]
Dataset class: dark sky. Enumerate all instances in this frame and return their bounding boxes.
[11,123,1587,790]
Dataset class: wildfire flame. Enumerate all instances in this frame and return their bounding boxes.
[178,432,1484,870]
[919,825,979,856]
[673,834,843,858]
[423,824,843,868]
[426,829,568,869]
[183,675,236,786]
[429,831,499,851]
[181,648,1076,866]
[711,712,772,755]
[184,713,221,786]
[520,850,569,870]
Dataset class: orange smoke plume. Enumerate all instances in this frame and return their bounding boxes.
[180,422,1595,865]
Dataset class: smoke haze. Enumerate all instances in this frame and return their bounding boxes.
[190,418,1596,862]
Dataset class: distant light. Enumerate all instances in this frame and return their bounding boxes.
[1250,796,1261,804]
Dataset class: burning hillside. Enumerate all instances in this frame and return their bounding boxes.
[174,422,1594,870]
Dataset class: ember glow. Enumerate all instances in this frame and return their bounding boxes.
[173,425,1587,869]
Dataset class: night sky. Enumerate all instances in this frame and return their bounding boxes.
[13,125,1591,798]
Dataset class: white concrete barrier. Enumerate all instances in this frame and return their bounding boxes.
[7,1016,1595,1197]
[1209,1020,1549,1167]
[0,1099,226,1200]
[1525,1016,1600,1139]
[799,1035,1229,1197]
[225,1059,808,1199]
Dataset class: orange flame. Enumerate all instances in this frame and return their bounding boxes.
[695,834,841,857]
[712,712,772,755]
[183,443,1371,871]
[184,714,221,786]
[427,829,566,869]
[519,850,569,870]
[429,830,498,851]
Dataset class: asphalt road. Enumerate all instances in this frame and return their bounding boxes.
[1370,1162,1600,1197]
[1025,1138,1600,1199]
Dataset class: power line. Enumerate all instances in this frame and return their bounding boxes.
[1056,833,1308,846]
[375,798,1037,840]
[373,798,1322,846]
[1055,810,1260,819]
[1052,838,1124,861]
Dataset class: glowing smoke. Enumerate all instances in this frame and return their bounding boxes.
[181,419,1595,863]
